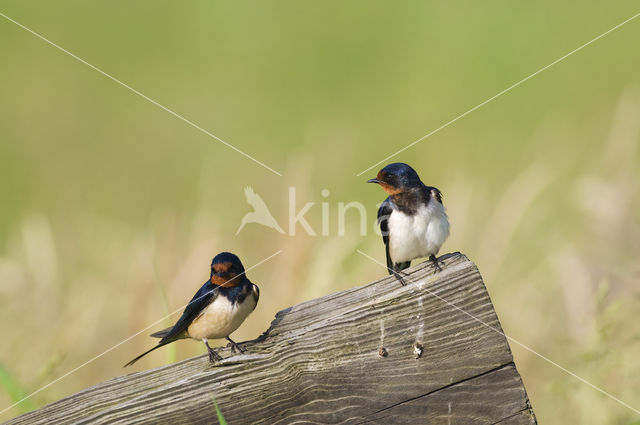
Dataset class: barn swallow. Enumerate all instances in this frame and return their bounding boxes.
[125,252,260,366]
[368,163,450,284]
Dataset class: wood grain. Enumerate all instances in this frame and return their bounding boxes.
[7,252,536,424]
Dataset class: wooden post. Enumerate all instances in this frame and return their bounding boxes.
[8,253,537,424]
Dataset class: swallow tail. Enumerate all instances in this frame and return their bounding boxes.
[150,327,172,339]
[124,340,173,367]
[396,261,411,272]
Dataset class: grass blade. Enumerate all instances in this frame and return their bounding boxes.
[0,363,39,413]
[211,398,227,425]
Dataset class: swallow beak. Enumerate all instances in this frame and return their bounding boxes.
[367,178,380,184]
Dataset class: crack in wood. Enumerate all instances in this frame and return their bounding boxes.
[491,407,537,425]
[356,362,515,423]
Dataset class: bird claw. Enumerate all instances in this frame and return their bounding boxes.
[392,270,407,286]
[230,344,246,354]
[207,347,223,363]
[429,255,443,272]
[226,338,246,353]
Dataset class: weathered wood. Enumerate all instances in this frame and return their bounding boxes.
[7,252,536,424]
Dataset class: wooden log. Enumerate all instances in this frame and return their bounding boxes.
[7,252,537,424]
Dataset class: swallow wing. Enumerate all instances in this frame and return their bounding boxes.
[124,281,219,367]
[377,197,394,272]
[158,281,219,344]
[427,186,443,204]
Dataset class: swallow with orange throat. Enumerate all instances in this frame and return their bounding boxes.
[368,163,450,284]
[125,252,259,366]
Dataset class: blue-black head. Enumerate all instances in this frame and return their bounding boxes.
[211,252,246,278]
[367,163,423,194]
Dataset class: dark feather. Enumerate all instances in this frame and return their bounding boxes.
[124,341,173,367]
[252,284,260,305]
[377,197,394,273]
[395,260,411,272]
[157,281,219,344]
[124,281,219,366]
[377,197,413,275]
[427,186,443,204]
[149,327,172,339]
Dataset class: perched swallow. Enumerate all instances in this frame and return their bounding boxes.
[125,252,259,366]
[368,163,450,284]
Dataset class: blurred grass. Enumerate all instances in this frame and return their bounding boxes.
[151,260,177,365]
[1,1,640,423]
[0,365,37,414]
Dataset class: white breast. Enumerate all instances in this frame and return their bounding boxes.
[187,292,258,340]
[388,200,450,264]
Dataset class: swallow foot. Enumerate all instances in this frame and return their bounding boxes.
[207,347,223,363]
[204,339,223,363]
[392,270,407,285]
[391,265,408,286]
[389,267,407,286]
[226,337,246,354]
[429,255,443,273]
